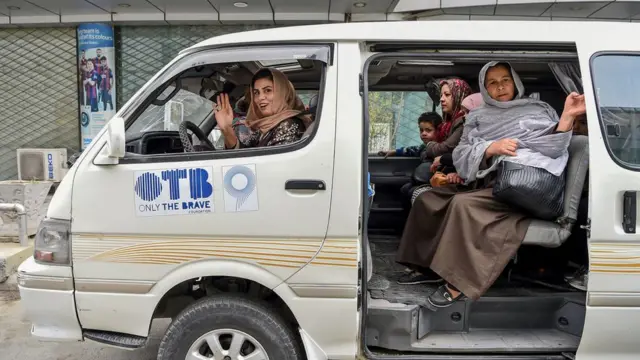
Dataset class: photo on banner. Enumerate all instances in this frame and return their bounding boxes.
[77,23,117,149]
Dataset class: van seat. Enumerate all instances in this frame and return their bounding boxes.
[521,135,589,247]
[302,120,316,139]
[308,94,319,117]
[301,94,319,139]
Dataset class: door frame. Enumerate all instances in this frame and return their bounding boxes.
[359,48,582,360]
[576,45,640,359]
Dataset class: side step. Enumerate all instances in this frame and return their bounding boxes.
[366,293,585,353]
[84,330,148,349]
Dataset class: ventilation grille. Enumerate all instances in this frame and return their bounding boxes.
[18,152,45,181]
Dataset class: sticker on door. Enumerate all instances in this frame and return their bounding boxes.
[222,164,259,212]
[134,167,214,216]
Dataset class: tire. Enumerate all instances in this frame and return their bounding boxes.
[157,294,305,360]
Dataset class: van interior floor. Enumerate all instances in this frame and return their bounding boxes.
[365,234,586,354]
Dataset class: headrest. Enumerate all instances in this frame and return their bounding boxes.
[309,94,319,109]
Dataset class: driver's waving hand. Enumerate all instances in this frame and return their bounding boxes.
[215,68,311,149]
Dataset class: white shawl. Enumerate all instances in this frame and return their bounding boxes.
[453,61,572,184]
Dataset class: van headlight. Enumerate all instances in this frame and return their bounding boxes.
[34,218,70,265]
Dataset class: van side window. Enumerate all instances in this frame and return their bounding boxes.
[368,91,439,154]
[119,45,331,163]
[592,54,640,166]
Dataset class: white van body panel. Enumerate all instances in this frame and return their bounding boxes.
[571,33,640,360]
[188,21,630,50]
[68,40,350,358]
[74,259,285,337]
[45,158,76,220]
[287,41,363,292]
[283,42,362,359]
[17,257,81,342]
[19,286,82,341]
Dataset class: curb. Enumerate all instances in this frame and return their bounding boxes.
[0,243,32,285]
[0,273,18,292]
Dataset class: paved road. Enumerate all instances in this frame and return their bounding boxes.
[0,291,168,360]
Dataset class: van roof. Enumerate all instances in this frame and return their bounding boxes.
[188,20,635,50]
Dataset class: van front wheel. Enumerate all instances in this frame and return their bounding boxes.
[157,295,304,360]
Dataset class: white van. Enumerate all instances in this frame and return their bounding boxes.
[17,21,640,360]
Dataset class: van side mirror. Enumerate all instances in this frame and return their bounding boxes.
[94,117,126,165]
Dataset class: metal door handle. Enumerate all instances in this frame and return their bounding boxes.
[285,180,326,191]
[623,191,636,234]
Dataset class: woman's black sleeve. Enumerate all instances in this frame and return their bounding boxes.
[440,152,454,166]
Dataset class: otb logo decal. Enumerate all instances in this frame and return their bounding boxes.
[134,167,214,216]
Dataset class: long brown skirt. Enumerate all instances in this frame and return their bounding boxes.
[396,186,531,300]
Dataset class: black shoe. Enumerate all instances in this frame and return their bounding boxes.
[397,269,443,285]
[427,284,466,308]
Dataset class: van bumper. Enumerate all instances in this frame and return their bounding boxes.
[17,257,82,342]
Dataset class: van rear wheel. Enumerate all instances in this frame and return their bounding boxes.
[157,295,304,360]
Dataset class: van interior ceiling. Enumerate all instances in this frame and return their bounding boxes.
[364,48,588,357]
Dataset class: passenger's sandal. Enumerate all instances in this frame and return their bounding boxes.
[427,284,466,308]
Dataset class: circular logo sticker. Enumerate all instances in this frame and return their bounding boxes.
[81,112,90,127]
[223,165,256,210]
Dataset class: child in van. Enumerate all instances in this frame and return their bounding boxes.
[378,112,443,199]
[378,112,443,160]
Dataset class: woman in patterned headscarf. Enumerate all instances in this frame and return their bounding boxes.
[216,68,311,149]
[412,78,472,189]
[410,78,473,173]
[432,78,473,152]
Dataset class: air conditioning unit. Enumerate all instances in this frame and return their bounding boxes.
[17,148,69,182]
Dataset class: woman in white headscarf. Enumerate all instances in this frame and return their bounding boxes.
[395,61,585,309]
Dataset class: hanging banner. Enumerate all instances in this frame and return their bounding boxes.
[77,23,117,149]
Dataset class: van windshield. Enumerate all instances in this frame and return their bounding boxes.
[125,86,214,138]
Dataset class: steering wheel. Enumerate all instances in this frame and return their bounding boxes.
[179,121,215,153]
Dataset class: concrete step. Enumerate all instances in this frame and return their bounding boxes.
[0,241,33,284]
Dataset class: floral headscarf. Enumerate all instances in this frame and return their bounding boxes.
[438,78,472,142]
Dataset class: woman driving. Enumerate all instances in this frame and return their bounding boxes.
[215,68,311,149]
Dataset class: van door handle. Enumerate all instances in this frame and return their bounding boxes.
[285,180,326,191]
[623,191,636,234]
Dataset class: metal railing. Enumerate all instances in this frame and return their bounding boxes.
[0,203,27,246]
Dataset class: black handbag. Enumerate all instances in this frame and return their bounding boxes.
[412,162,433,185]
[492,161,565,220]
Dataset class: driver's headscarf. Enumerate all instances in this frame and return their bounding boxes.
[244,68,311,134]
